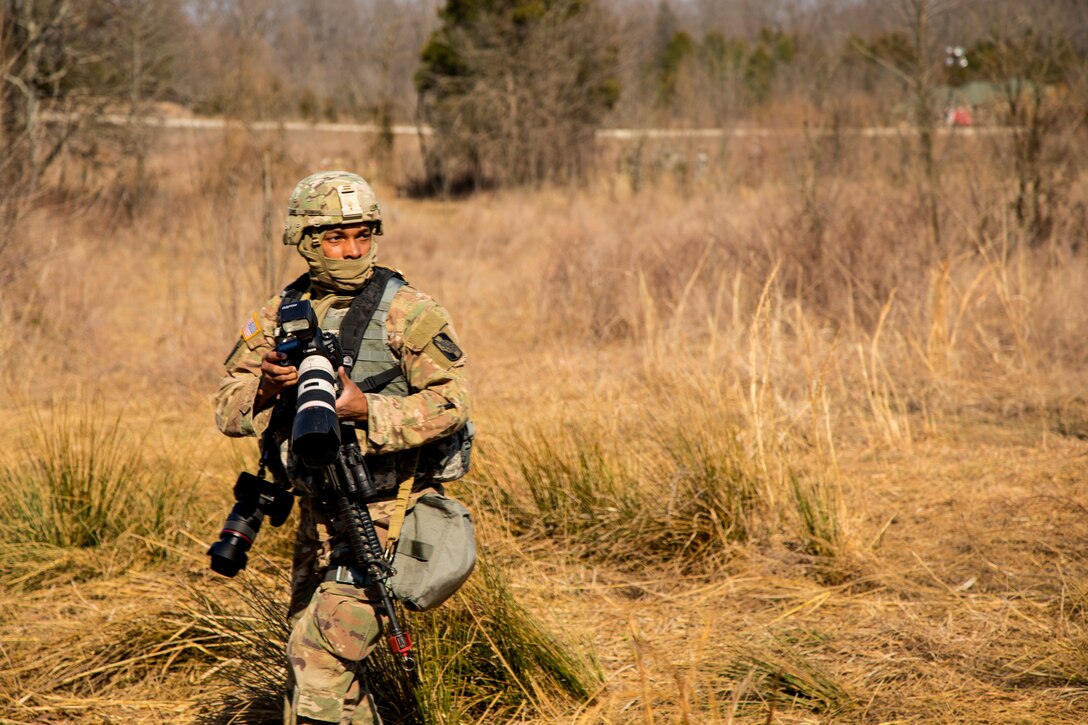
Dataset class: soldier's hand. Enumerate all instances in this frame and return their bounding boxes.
[335,367,369,422]
[256,350,298,410]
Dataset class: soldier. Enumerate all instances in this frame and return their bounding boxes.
[214,171,471,724]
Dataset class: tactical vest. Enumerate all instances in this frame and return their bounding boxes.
[321,275,408,396]
[274,267,474,496]
[279,266,406,391]
[279,267,414,495]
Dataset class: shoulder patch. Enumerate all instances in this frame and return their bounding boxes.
[403,305,450,351]
[432,332,463,362]
[241,313,261,342]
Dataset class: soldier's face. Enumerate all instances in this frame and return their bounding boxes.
[320,223,374,259]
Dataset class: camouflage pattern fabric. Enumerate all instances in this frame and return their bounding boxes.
[283,171,384,247]
[282,475,440,724]
[214,265,469,722]
[285,575,383,724]
[215,269,470,453]
[286,488,441,623]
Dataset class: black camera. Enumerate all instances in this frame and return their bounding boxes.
[208,471,294,577]
[209,301,344,577]
[275,300,344,468]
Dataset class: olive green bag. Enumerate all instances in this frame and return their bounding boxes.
[387,493,476,612]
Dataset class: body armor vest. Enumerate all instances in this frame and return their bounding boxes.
[321,274,408,395]
[278,269,415,497]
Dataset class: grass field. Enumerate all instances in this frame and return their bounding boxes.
[1,122,1087,723]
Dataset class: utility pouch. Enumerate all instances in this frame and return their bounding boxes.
[416,421,475,485]
[387,493,476,612]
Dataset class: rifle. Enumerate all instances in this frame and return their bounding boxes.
[323,422,416,671]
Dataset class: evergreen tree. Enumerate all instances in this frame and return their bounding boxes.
[414,0,619,191]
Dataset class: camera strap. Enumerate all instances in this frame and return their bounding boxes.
[280,273,311,305]
[256,423,279,481]
[355,366,404,393]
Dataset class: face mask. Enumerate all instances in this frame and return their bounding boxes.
[298,234,378,295]
[319,245,378,289]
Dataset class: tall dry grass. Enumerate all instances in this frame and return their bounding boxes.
[0,122,1086,721]
[0,403,198,591]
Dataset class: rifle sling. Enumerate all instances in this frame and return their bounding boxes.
[385,464,418,560]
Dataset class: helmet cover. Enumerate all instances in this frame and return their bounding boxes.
[282,171,383,246]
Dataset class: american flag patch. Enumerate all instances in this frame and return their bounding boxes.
[241,314,261,342]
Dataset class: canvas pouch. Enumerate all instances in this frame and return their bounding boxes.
[388,493,476,611]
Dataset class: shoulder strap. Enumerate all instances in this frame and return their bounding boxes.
[355,365,404,393]
[339,267,403,375]
[281,274,310,305]
[384,472,417,561]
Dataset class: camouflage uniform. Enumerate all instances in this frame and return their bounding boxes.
[214,172,471,724]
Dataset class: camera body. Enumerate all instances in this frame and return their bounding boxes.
[275,300,344,468]
[274,299,342,369]
[208,471,294,577]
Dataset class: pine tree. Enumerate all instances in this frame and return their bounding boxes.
[414,0,619,191]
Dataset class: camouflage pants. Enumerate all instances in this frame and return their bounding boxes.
[285,498,386,724]
[286,581,385,724]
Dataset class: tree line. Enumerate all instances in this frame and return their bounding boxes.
[2,0,1086,198]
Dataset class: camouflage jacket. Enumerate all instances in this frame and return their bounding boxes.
[214,268,471,474]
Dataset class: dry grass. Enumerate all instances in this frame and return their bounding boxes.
[0,123,1086,722]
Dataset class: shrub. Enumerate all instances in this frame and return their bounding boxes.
[0,406,195,584]
[194,559,601,724]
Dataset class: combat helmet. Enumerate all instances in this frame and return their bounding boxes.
[282,171,383,247]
